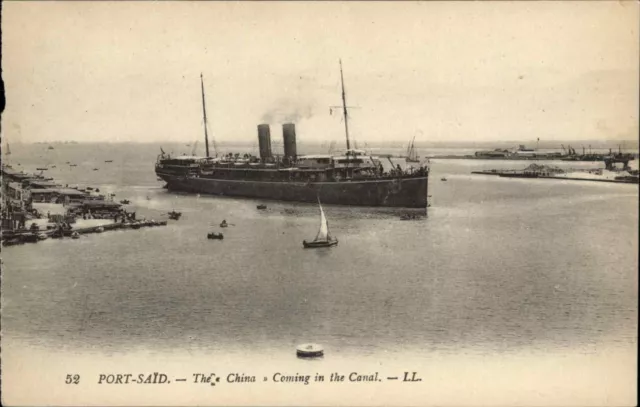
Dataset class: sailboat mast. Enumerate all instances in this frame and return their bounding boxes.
[339,59,351,151]
[200,73,210,158]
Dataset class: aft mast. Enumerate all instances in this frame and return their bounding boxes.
[339,59,351,151]
[200,73,211,158]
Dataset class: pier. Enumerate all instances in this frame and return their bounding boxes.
[1,165,169,247]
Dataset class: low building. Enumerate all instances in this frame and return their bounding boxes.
[28,188,88,203]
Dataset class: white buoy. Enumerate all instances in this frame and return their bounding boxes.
[296,343,324,358]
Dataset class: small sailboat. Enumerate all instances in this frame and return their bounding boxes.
[5,142,11,155]
[168,210,182,220]
[303,200,338,248]
[406,136,420,163]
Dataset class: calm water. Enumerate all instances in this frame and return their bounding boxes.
[1,143,638,405]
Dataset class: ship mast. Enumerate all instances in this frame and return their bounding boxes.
[200,73,210,158]
[339,59,351,151]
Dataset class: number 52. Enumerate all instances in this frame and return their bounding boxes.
[65,374,80,384]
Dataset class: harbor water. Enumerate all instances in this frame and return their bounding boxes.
[2,143,638,405]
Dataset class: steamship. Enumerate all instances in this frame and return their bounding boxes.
[155,64,429,208]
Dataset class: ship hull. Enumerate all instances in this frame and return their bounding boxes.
[159,174,429,208]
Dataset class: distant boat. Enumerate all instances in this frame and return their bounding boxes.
[168,210,182,220]
[207,232,224,240]
[5,143,10,155]
[71,232,80,239]
[220,220,228,228]
[257,204,267,210]
[441,177,447,181]
[303,199,338,248]
[36,167,48,171]
[69,164,77,167]
[406,136,420,163]
[48,145,54,150]
[120,199,130,204]
[93,168,99,171]
[105,160,113,163]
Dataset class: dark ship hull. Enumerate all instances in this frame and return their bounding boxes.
[159,174,429,208]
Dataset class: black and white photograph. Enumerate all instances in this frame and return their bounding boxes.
[1,1,638,405]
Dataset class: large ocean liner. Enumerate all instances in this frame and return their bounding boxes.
[155,62,429,208]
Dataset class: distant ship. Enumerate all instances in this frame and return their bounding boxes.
[48,145,54,150]
[406,136,420,163]
[155,63,429,208]
[5,143,10,156]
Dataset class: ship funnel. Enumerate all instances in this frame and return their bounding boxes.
[282,123,297,164]
[258,124,273,161]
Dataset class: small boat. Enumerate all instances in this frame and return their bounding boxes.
[257,204,267,210]
[146,195,151,200]
[400,213,420,220]
[296,343,324,358]
[220,220,228,228]
[36,167,48,171]
[93,168,99,171]
[86,187,94,191]
[95,226,104,233]
[207,232,224,240]
[120,199,130,204]
[168,211,182,220]
[71,232,80,239]
[51,165,56,168]
[303,199,338,248]
[37,233,48,240]
[105,160,113,163]
[130,222,141,230]
[441,177,447,181]
[70,164,77,167]
[48,145,54,150]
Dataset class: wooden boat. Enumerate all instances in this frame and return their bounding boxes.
[441,177,447,181]
[93,168,99,171]
[36,167,48,171]
[303,200,338,248]
[168,211,182,220]
[207,232,224,240]
[105,160,113,163]
[257,204,267,210]
[296,343,324,358]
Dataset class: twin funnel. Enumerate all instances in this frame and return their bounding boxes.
[257,123,297,163]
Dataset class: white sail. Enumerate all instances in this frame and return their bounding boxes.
[315,202,330,241]
[5,143,10,155]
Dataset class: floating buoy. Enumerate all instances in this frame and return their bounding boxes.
[296,343,324,358]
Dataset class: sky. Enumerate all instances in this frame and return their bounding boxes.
[2,1,639,145]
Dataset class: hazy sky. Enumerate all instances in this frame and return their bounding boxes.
[2,1,638,145]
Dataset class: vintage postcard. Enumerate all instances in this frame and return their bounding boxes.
[1,1,638,406]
